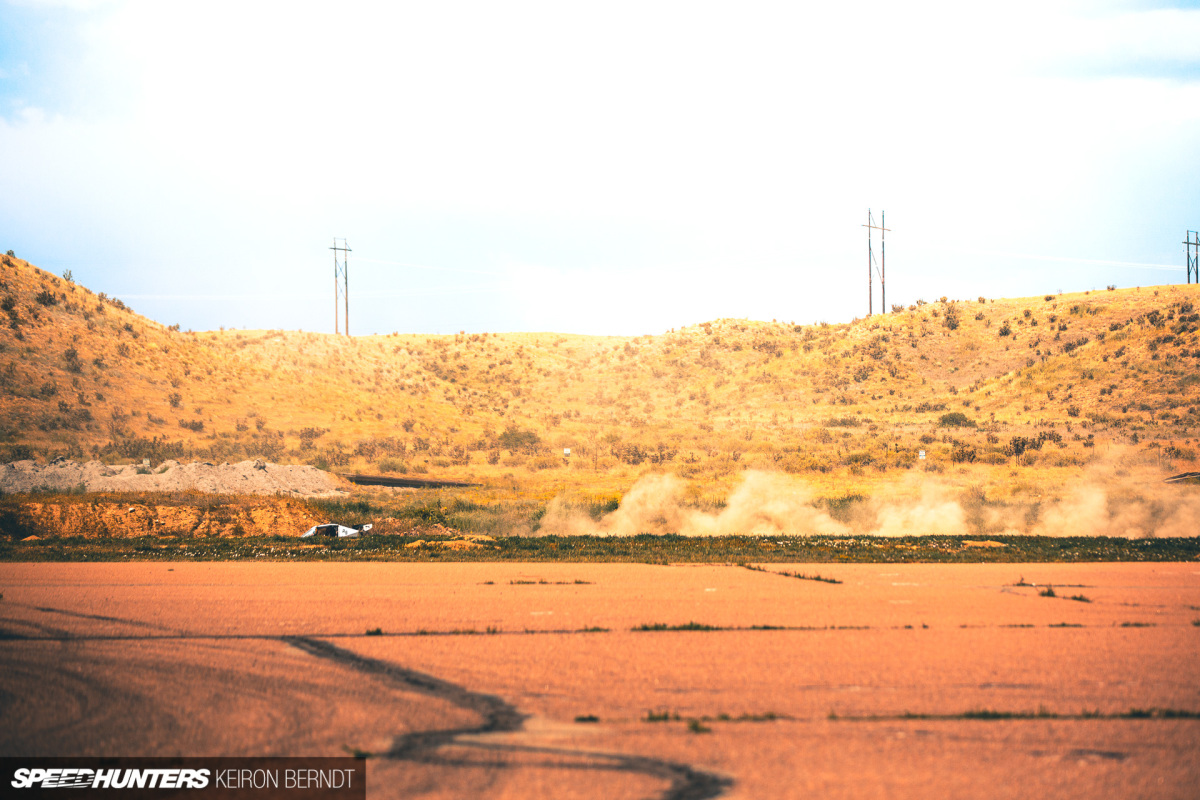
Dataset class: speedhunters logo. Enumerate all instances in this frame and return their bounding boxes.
[3,758,363,798]
[12,768,210,789]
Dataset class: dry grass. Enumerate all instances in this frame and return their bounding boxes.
[0,254,1197,518]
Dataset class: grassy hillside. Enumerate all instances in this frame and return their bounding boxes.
[0,251,1197,519]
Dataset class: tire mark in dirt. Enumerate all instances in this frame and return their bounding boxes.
[284,636,732,800]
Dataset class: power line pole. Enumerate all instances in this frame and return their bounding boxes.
[863,210,890,315]
[330,238,351,335]
[1186,230,1199,285]
[881,210,887,313]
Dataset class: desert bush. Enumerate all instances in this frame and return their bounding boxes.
[939,412,975,428]
[298,427,328,449]
[499,425,542,455]
[97,435,190,462]
[528,454,560,470]
[63,348,82,373]
[611,442,648,465]
[35,290,58,307]
[845,451,873,466]
[317,443,350,467]
[1003,435,1055,458]
[951,444,977,463]
[1061,337,1090,354]
[354,436,407,460]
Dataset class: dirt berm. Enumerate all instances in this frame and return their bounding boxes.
[2,498,327,539]
[0,459,346,496]
[0,459,349,539]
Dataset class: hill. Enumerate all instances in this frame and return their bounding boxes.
[0,250,1197,537]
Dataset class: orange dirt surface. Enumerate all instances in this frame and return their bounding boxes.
[1,562,1198,799]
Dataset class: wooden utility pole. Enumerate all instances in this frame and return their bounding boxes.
[330,238,351,335]
[1185,230,1199,285]
[863,211,890,314]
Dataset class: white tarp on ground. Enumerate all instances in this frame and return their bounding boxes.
[0,459,347,497]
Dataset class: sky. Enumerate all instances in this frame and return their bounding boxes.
[1,0,1198,336]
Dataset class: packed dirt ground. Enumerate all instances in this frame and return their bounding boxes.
[2,562,1197,798]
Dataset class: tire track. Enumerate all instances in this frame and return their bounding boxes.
[284,636,732,800]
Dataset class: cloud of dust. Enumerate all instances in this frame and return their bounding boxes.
[868,483,968,537]
[534,444,1200,538]
[1020,445,1200,538]
[537,471,848,537]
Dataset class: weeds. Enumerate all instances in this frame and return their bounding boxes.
[3,527,1198,564]
[365,627,383,636]
[741,563,842,583]
[509,578,592,585]
[634,621,722,632]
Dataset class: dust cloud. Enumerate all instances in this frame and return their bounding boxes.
[538,471,848,537]
[534,465,1200,539]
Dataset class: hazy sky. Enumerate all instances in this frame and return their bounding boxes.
[1,1,1198,335]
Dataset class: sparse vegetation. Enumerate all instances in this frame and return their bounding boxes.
[741,563,842,583]
[0,255,1196,550]
[635,621,723,631]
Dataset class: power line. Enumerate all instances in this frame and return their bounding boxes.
[353,257,502,277]
[930,247,1183,272]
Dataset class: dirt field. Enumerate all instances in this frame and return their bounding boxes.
[1,562,1197,798]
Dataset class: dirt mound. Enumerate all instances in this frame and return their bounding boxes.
[0,459,347,497]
